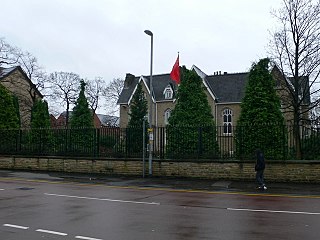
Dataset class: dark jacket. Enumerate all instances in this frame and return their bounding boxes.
[255,150,265,171]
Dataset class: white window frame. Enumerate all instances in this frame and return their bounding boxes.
[163,86,173,99]
[223,108,233,135]
[164,109,171,125]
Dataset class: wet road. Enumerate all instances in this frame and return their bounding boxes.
[1,174,320,239]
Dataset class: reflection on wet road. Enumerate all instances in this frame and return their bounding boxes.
[1,176,320,240]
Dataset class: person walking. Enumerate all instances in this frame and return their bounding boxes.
[255,149,267,190]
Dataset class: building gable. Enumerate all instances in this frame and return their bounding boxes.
[118,73,178,105]
[127,76,153,105]
[191,65,217,102]
[0,66,43,128]
[0,66,43,98]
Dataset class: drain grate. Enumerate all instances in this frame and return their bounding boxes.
[16,187,34,190]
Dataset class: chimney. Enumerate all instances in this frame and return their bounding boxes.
[124,73,135,88]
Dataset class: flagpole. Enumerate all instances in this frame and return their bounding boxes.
[177,52,179,85]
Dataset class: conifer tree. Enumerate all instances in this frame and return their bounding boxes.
[127,83,148,155]
[236,58,286,159]
[0,84,19,152]
[12,96,21,128]
[69,80,94,154]
[70,80,94,128]
[30,99,52,153]
[0,84,19,129]
[31,99,51,129]
[167,67,219,159]
[128,83,148,128]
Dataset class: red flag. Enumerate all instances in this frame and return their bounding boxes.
[170,55,180,84]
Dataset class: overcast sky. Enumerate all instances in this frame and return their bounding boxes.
[1,0,283,84]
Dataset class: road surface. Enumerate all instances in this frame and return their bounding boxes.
[1,172,320,239]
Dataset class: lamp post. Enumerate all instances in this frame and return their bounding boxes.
[144,29,153,176]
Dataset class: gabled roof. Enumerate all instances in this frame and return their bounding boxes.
[0,66,43,98]
[117,74,140,104]
[117,73,178,104]
[118,68,249,105]
[191,65,207,79]
[97,114,119,126]
[145,74,177,102]
[289,76,311,105]
[271,65,311,105]
[205,72,249,103]
[118,65,311,107]
[58,111,73,118]
[0,66,16,78]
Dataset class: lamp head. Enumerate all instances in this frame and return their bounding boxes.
[144,30,153,36]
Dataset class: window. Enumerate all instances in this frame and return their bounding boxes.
[163,86,173,99]
[223,108,232,134]
[164,109,171,125]
[143,92,148,100]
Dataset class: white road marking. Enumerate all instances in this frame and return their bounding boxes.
[44,193,160,205]
[0,189,4,190]
[227,208,320,215]
[3,224,29,230]
[36,229,68,236]
[3,223,103,239]
[75,236,103,240]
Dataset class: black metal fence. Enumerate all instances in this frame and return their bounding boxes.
[0,125,319,160]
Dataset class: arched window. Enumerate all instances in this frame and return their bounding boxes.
[223,108,233,134]
[164,109,171,125]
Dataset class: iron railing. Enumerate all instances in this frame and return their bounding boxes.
[0,125,319,160]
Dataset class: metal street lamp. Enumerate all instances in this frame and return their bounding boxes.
[144,29,153,176]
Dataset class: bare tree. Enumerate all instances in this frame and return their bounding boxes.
[269,0,320,158]
[1,38,47,104]
[310,94,320,126]
[0,38,20,67]
[14,51,50,109]
[85,77,106,115]
[17,51,47,91]
[104,78,124,116]
[48,72,80,127]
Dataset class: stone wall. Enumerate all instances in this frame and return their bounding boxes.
[0,156,320,183]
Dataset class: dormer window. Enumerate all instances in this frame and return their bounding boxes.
[163,86,173,99]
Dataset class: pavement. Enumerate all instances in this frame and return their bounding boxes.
[0,169,320,196]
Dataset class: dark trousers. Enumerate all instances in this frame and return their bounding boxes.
[256,170,265,187]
